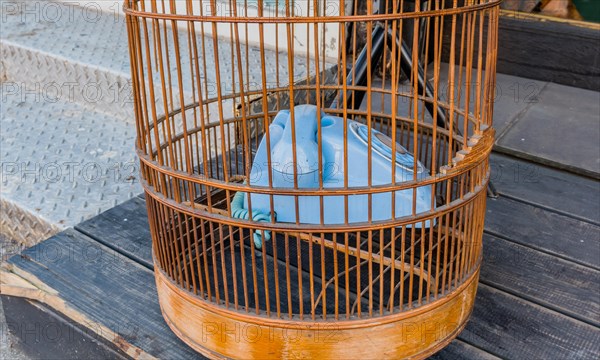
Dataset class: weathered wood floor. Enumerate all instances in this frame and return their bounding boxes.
[1,151,599,359]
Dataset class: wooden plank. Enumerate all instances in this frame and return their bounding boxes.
[497,14,600,91]
[490,153,600,224]
[442,9,600,91]
[4,229,202,359]
[485,196,600,269]
[458,284,600,359]
[7,189,599,359]
[79,170,600,318]
[75,197,153,269]
[1,295,129,360]
[500,0,540,12]
[481,234,600,327]
[94,156,600,275]
[495,83,600,180]
[429,340,500,360]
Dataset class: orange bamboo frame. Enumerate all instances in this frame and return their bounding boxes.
[125,0,500,358]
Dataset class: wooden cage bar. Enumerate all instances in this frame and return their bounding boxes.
[124,0,500,358]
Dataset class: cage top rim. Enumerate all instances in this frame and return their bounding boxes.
[123,0,502,23]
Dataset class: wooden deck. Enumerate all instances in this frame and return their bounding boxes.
[2,150,598,359]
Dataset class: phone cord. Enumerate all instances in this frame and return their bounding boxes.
[231,190,274,249]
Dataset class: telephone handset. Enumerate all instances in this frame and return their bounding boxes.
[245,105,433,225]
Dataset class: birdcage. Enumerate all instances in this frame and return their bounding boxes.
[124,0,500,358]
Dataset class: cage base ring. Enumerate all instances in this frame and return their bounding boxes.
[154,262,480,359]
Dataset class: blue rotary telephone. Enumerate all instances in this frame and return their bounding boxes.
[232,105,433,246]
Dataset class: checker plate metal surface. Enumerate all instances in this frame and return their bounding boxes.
[0,0,323,246]
[0,93,141,244]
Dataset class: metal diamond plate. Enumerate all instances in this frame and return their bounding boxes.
[0,0,329,246]
[1,41,135,120]
[0,0,316,108]
[1,92,142,244]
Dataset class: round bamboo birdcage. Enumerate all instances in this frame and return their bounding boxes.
[124,0,500,358]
